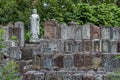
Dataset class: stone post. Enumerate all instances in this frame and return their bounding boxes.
[14,21,24,47]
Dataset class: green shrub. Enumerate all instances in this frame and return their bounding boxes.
[0,60,22,80]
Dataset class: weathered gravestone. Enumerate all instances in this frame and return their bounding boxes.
[75,26,82,41]
[33,54,43,69]
[112,28,119,40]
[61,23,75,40]
[117,42,120,53]
[92,54,102,69]
[3,26,9,41]
[83,54,93,68]
[102,54,120,71]
[101,27,111,40]
[111,41,117,53]
[93,40,101,53]
[82,24,91,40]
[42,54,53,69]
[102,40,110,53]
[64,40,74,53]
[44,19,61,39]
[91,24,101,40]
[14,22,24,47]
[82,40,92,52]
[9,27,20,41]
[53,53,64,68]
[74,54,93,69]
[64,54,74,68]
[37,39,63,53]
[74,41,82,52]
[21,47,33,60]
[9,47,22,60]
[74,54,84,68]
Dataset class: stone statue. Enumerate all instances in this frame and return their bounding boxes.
[30,9,40,42]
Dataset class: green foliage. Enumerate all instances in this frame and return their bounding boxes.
[0,0,120,41]
[0,60,22,80]
[10,35,18,41]
[0,28,6,49]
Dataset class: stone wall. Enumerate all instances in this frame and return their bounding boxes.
[23,20,120,80]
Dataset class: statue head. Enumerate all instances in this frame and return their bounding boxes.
[32,9,37,14]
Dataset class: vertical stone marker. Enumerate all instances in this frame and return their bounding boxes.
[64,54,74,68]
[102,40,110,53]
[30,9,40,42]
[112,28,119,40]
[101,27,111,40]
[111,41,117,53]
[3,26,9,41]
[93,40,101,53]
[44,19,60,39]
[75,26,82,41]
[9,47,22,60]
[61,23,68,39]
[61,22,75,40]
[91,24,100,40]
[82,23,91,40]
[14,22,24,47]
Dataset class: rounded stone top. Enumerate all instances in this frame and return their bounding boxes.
[32,9,37,14]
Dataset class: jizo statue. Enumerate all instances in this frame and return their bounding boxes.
[30,9,40,42]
